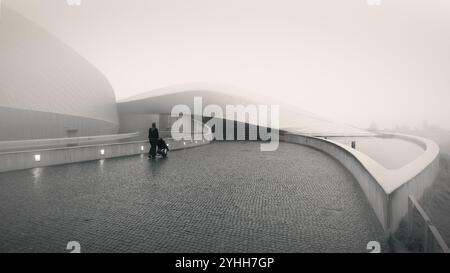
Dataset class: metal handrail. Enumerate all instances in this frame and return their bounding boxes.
[0,132,140,151]
[0,121,213,151]
[407,195,450,253]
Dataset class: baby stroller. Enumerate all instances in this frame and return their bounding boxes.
[157,138,169,158]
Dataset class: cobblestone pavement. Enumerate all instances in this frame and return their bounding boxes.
[0,141,387,253]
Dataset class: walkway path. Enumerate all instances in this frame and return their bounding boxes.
[0,142,386,252]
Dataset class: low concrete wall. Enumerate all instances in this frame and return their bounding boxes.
[280,132,440,235]
[0,138,210,173]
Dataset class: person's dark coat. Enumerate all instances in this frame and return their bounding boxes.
[148,127,159,157]
[148,127,159,141]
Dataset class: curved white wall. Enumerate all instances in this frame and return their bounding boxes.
[0,7,119,140]
[281,132,440,234]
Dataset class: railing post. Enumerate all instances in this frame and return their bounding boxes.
[429,225,450,253]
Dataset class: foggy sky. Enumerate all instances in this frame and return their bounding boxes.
[2,0,450,130]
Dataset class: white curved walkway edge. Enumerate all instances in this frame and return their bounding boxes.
[281,131,440,234]
[0,124,213,173]
[0,137,211,173]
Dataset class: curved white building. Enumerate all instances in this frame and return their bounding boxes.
[0,7,119,141]
[117,83,372,137]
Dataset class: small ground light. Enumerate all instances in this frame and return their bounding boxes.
[140,145,144,151]
[34,154,41,162]
[183,142,186,145]
[100,149,105,155]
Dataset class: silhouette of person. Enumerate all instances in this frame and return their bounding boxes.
[148,122,159,158]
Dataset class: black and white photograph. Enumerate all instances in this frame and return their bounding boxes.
[0,0,449,265]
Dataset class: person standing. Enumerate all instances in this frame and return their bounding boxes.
[148,122,159,158]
